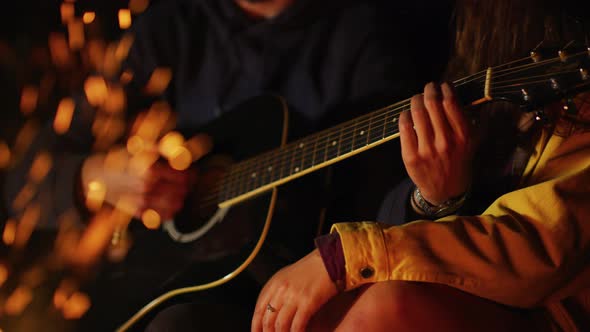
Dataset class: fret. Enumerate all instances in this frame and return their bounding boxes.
[300,138,314,171]
[352,117,371,151]
[324,127,341,163]
[368,111,384,144]
[310,134,320,168]
[268,149,282,183]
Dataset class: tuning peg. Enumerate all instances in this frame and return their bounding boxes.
[563,98,579,116]
[580,68,589,80]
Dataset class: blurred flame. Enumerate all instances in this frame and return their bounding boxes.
[115,33,134,62]
[49,33,72,68]
[68,19,85,50]
[0,264,8,287]
[53,279,76,310]
[82,12,96,24]
[158,131,184,159]
[0,140,11,169]
[144,67,172,95]
[12,182,36,211]
[60,3,75,24]
[4,286,33,316]
[2,219,16,246]
[62,292,91,319]
[54,97,75,135]
[104,84,126,114]
[29,151,52,183]
[14,203,41,249]
[20,85,38,115]
[120,70,134,84]
[130,0,150,14]
[169,146,192,171]
[85,180,106,212]
[84,76,108,106]
[141,209,161,230]
[71,209,116,266]
[118,9,132,30]
[14,120,39,157]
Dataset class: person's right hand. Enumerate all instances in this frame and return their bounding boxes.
[399,82,475,205]
[80,134,212,221]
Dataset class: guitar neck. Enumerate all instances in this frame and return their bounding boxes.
[217,72,491,208]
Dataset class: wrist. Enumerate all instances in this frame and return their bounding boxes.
[411,186,468,218]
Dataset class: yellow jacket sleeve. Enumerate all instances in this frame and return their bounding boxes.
[332,128,590,308]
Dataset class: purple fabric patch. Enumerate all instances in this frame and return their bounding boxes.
[315,233,345,290]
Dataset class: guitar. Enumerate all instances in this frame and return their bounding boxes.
[3,45,588,332]
[108,43,590,331]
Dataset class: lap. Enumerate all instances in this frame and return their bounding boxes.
[309,281,551,332]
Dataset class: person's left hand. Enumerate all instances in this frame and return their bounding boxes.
[251,249,338,332]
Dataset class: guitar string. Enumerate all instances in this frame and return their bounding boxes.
[226,51,589,188]
[198,57,589,207]
[201,68,587,207]
[201,79,587,209]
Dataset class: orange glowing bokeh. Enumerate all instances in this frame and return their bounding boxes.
[120,70,134,84]
[12,183,36,211]
[158,131,185,159]
[0,140,11,169]
[83,12,96,24]
[14,204,41,249]
[29,151,52,183]
[84,76,108,106]
[4,286,33,316]
[144,67,172,95]
[0,264,8,287]
[141,209,161,229]
[62,292,92,319]
[68,19,85,50]
[2,219,16,246]
[169,146,192,171]
[20,85,39,115]
[86,180,106,211]
[49,32,72,68]
[60,3,75,24]
[118,9,132,29]
[130,0,150,14]
[54,97,75,135]
[104,85,126,114]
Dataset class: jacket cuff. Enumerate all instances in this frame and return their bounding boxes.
[330,222,390,290]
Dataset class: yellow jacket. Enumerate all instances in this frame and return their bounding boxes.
[332,126,590,331]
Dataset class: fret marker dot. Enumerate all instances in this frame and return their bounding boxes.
[332,141,337,146]
[392,118,398,123]
[299,143,304,148]
[360,130,365,135]
[267,166,272,172]
[251,173,257,178]
[294,167,300,172]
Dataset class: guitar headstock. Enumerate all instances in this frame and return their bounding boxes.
[457,41,590,113]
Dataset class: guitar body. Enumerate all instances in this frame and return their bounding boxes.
[81,95,294,331]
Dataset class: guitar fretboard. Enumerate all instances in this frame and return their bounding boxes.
[217,98,410,207]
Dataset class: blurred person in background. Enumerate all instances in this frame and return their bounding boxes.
[1,0,447,330]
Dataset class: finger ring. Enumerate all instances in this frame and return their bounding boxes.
[266,303,277,313]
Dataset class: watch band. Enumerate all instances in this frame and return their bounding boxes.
[411,186,468,218]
